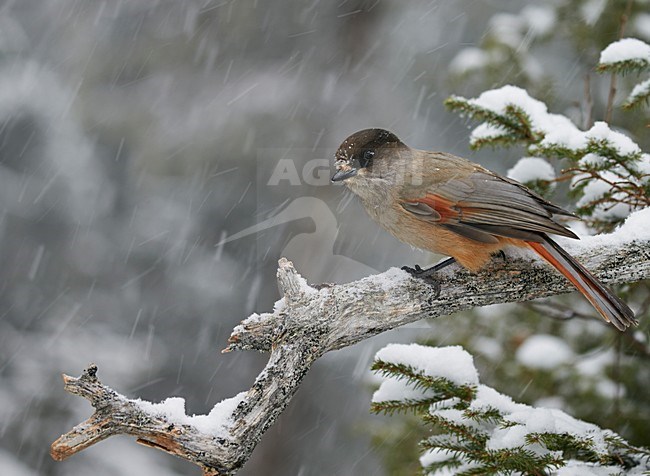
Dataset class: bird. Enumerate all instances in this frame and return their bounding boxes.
[331,128,637,331]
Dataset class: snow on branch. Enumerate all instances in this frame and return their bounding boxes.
[624,78,650,110]
[370,344,650,475]
[51,211,650,474]
[597,38,650,75]
[445,86,650,225]
[596,38,650,112]
[446,85,644,159]
[50,365,244,474]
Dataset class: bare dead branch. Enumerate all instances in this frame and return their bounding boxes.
[52,237,650,474]
[604,0,635,123]
[583,73,594,130]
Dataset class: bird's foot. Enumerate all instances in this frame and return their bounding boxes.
[401,264,437,278]
[401,264,441,298]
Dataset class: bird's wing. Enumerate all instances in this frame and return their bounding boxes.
[399,170,578,244]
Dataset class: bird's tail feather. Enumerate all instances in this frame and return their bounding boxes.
[528,237,637,331]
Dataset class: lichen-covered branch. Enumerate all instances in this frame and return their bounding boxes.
[228,237,650,354]
[52,234,650,475]
[50,365,235,474]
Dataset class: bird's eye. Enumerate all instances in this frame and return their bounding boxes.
[356,150,375,169]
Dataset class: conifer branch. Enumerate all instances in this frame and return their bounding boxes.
[371,344,650,475]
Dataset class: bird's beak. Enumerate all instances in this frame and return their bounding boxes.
[331,168,357,182]
[331,160,357,182]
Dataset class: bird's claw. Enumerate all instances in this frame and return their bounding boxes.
[401,264,441,298]
[401,264,420,274]
[401,264,432,277]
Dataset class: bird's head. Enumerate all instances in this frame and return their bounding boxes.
[331,128,404,183]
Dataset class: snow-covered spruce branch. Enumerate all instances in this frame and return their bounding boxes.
[370,344,650,475]
[52,219,650,475]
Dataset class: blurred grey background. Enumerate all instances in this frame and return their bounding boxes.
[0,1,612,475]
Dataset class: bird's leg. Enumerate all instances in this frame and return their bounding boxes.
[401,257,457,298]
[401,257,457,277]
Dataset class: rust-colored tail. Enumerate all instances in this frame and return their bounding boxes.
[528,237,637,331]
